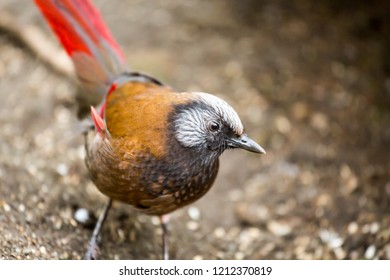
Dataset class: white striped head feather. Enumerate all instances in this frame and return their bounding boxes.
[174,92,244,151]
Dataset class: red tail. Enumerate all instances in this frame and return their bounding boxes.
[35,0,128,97]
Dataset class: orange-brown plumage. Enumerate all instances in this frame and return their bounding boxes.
[105,82,187,158]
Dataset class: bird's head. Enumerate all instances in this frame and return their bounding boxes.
[172,92,266,157]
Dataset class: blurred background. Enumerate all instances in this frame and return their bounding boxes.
[0,0,389,259]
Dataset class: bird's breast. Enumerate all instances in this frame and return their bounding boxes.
[85,131,219,215]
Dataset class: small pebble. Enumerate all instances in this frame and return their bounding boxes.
[329,237,343,249]
[3,203,11,212]
[247,227,261,239]
[56,163,69,176]
[18,204,25,212]
[362,224,370,234]
[370,222,379,234]
[54,219,62,230]
[260,243,276,256]
[4,232,13,241]
[347,222,359,235]
[77,145,85,160]
[61,238,69,245]
[39,246,47,255]
[334,248,346,260]
[349,250,359,260]
[364,245,376,259]
[60,252,70,259]
[234,252,245,260]
[74,208,90,224]
[267,220,292,237]
[216,251,225,259]
[310,112,329,132]
[151,216,160,226]
[69,218,78,227]
[117,229,125,243]
[186,221,199,231]
[193,255,203,260]
[319,229,344,249]
[275,115,291,134]
[187,206,200,221]
[214,227,226,239]
[275,251,284,259]
[226,226,240,240]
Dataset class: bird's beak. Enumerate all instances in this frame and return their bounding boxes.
[228,134,266,154]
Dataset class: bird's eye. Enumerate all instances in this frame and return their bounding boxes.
[209,121,220,132]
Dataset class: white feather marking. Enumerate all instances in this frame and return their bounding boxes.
[175,92,244,148]
[195,92,243,133]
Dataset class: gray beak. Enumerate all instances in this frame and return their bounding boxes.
[228,134,266,154]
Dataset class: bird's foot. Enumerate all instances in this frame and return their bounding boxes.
[84,238,100,260]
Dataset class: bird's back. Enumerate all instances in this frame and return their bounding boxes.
[105,81,191,158]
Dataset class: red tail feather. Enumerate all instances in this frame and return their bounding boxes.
[35,0,127,97]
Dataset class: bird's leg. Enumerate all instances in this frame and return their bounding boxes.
[85,198,113,260]
[159,214,171,260]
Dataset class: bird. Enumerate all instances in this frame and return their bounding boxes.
[34,0,265,260]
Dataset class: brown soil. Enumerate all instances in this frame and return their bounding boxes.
[0,0,389,259]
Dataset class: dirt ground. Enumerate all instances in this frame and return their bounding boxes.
[0,0,389,260]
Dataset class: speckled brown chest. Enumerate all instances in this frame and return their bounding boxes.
[85,82,220,215]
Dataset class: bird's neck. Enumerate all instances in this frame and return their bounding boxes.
[165,134,220,174]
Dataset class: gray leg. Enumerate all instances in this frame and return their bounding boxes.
[159,214,170,260]
[85,198,113,260]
